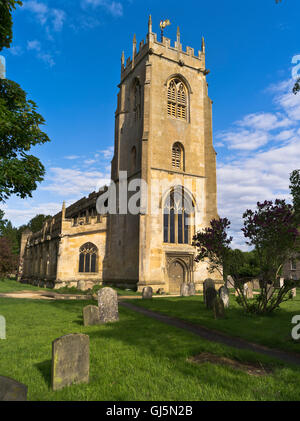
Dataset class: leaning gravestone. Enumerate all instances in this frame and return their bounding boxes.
[83,305,100,326]
[188,282,196,296]
[203,279,215,304]
[0,376,27,401]
[142,286,153,299]
[205,287,217,309]
[51,333,89,391]
[98,287,119,323]
[227,275,235,288]
[180,283,190,297]
[212,297,225,319]
[266,285,275,300]
[218,286,229,308]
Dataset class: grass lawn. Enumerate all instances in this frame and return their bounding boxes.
[0,278,140,296]
[129,292,300,354]
[0,297,300,401]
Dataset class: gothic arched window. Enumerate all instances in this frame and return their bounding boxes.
[172,142,184,170]
[167,78,188,121]
[79,242,98,273]
[163,187,195,244]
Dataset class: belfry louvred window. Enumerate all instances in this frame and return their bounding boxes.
[167,78,188,121]
[172,143,184,170]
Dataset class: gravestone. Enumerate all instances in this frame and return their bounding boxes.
[51,333,89,391]
[180,283,189,297]
[227,275,235,288]
[244,282,253,299]
[267,285,275,300]
[218,286,229,308]
[77,280,86,291]
[292,287,297,298]
[0,376,27,401]
[252,279,260,290]
[205,287,217,309]
[188,282,196,296]
[279,278,284,288]
[212,297,225,319]
[142,286,153,299]
[203,279,215,304]
[98,287,119,323]
[83,305,100,326]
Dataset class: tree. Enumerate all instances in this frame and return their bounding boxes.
[241,199,299,313]
[0,79,50,201]
[192,218,233,285]
[0,0,22,52]
[0,237,18,277]
[27,214,52,233]
[193,195,299,314]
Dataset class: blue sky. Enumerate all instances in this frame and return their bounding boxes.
[1,0,300,249]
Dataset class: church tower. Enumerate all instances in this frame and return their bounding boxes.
[106,17,220,293]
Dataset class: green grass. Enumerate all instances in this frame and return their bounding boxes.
[129,292,300,354]
[0,297,300,400]
[0,278,141,296]
[0,278,43,292]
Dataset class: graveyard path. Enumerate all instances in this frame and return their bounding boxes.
[120,301,300,367]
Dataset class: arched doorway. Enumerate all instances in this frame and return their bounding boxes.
[168,260,185,294]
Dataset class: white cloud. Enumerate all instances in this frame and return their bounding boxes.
[216,129,269,151]
[22,1,66,32]
[40,167,110,196]
[27,40,41,51]
[81,0,123,17]
[2,202,63,227]
[216,77,300,249]
[99,146,114,159]
[10,46,23,56]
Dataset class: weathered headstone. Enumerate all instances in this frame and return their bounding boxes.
[244,282,253,299]
[98,287,119,323]
[292,287,297,298]
[0,376,27,401]
[227,275,235,288]
[142,286,153,299]
[212,297,225,319]
[279,278,284,288]
[83,305,100,326]
[77,280,86,291]
[252,279,260,290]
[203,279,215,304]
[218,286,229,308]
[188,282,196,296]
[51,333,89,391]
[205,287,217,309]
[267,285,275,300]
[180,283,189,297]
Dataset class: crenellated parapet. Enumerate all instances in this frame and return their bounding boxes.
[121,15,207,82]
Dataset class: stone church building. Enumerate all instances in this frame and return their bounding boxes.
[18,17,222,293]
